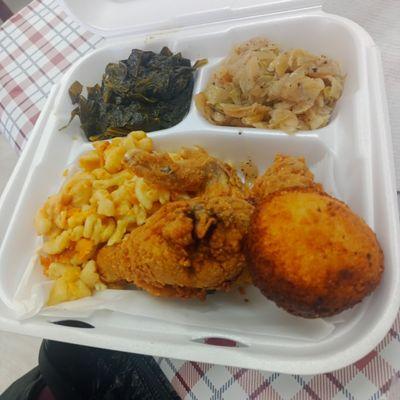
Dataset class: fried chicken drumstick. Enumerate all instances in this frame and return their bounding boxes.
[97,147,253,298]
[97,196,253,299]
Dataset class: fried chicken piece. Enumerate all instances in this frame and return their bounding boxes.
[246,188,384,318]
[97,196,254,299]
[250,154,321,204]
[125,147,246,198]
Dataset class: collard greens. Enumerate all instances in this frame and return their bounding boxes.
[68,47,205,141]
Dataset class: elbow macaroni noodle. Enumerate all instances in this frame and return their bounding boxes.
[35,131,171,305]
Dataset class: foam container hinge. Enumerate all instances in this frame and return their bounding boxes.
[0,6,399,374]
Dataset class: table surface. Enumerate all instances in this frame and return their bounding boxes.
[0,1,399,399]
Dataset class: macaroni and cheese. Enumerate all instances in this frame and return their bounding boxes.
[35,131,171,305]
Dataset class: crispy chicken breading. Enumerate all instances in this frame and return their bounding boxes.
[125,147,246,198]
[97,146,254,299]
[250,154,321,204]
[97,197,254,299]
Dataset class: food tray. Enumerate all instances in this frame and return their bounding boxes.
[0,3,399,374]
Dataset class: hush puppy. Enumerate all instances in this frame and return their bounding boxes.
[246,188,384,318]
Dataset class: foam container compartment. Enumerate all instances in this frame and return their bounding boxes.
[0,1,399,374]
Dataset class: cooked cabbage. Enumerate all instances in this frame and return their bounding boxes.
[195,38,344,133]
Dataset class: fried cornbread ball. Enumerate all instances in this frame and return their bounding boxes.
[246,188,384,318]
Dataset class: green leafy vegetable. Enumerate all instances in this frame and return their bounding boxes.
[68,47,206,141]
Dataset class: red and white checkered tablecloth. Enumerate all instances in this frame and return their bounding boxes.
[1,1,399,399]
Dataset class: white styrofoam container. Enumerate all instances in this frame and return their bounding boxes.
[0,1,399,374]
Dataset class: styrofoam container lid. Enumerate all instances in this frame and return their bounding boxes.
[59,0,322,36]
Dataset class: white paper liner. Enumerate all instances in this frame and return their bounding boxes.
[5,254,347,342]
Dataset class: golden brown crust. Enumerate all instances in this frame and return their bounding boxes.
[126,147,245,198]
[250,154,322,205]
[246,188,384,318]
[97,197,254,299]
